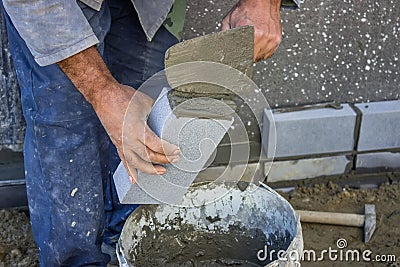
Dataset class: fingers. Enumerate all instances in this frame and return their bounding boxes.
[121,122,179,178]
[253,28,282,61]
[220,1,282,62]
[124,149,167,175]
[253,42,279,61]
[221,3,240,31]
[133,144,179,165]
[143,147,180,164]
[126,129,180,164]
[142,125,180,156]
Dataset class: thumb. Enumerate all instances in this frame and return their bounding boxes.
[128,169,137,184]
[221,16,231,31]
[117,149,138,184]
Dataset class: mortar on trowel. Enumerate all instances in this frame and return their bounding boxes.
[114,27,303,266]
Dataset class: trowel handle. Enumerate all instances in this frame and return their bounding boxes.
[296,210,365,227]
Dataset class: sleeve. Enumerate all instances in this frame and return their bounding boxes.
[281,0,301,9]
[2,0,99,66]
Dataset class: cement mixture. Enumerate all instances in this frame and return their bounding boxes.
[1,181,399,267]
[119,182,299,267]
[132,224,269,266]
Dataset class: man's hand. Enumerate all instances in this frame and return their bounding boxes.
[93,83,180,183]
[222,0,283,62]
[58,46,180,183]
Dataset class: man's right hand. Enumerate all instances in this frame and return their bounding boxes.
[58,46,180,183]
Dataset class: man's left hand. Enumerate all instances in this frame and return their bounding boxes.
[221,0,283,62]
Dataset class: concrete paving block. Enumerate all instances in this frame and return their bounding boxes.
[263,104,357,158]
[356,100,400,151]
[356,152,400,173]
[265,155,351,183]
[114,89,233,204]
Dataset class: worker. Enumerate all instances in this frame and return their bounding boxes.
[0,0,299,266]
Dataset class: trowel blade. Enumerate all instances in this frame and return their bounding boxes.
[165,26,254,94]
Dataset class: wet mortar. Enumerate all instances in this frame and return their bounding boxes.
[121,182,294,267]
[131,224,272,266]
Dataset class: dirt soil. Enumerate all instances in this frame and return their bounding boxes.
[0,209,38,267]
[0,181,399,267]
[280,181,400,267]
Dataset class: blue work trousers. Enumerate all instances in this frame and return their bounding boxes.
[1,0,177,265]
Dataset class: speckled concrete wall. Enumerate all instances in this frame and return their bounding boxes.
[183,0,400,108]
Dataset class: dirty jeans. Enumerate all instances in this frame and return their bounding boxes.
[1,0,178,266]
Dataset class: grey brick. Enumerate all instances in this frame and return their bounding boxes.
[356,152,400,173]
[356,100,400,152]
[263,104,357,158]
[265,155,351,183]
[114,89,233,204]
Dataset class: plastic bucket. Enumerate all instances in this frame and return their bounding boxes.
[118,182,303,266]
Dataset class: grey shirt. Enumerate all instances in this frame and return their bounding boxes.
[2,0,174,66]
[2,0,300,67]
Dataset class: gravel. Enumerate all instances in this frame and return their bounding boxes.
[0,209,38,267]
